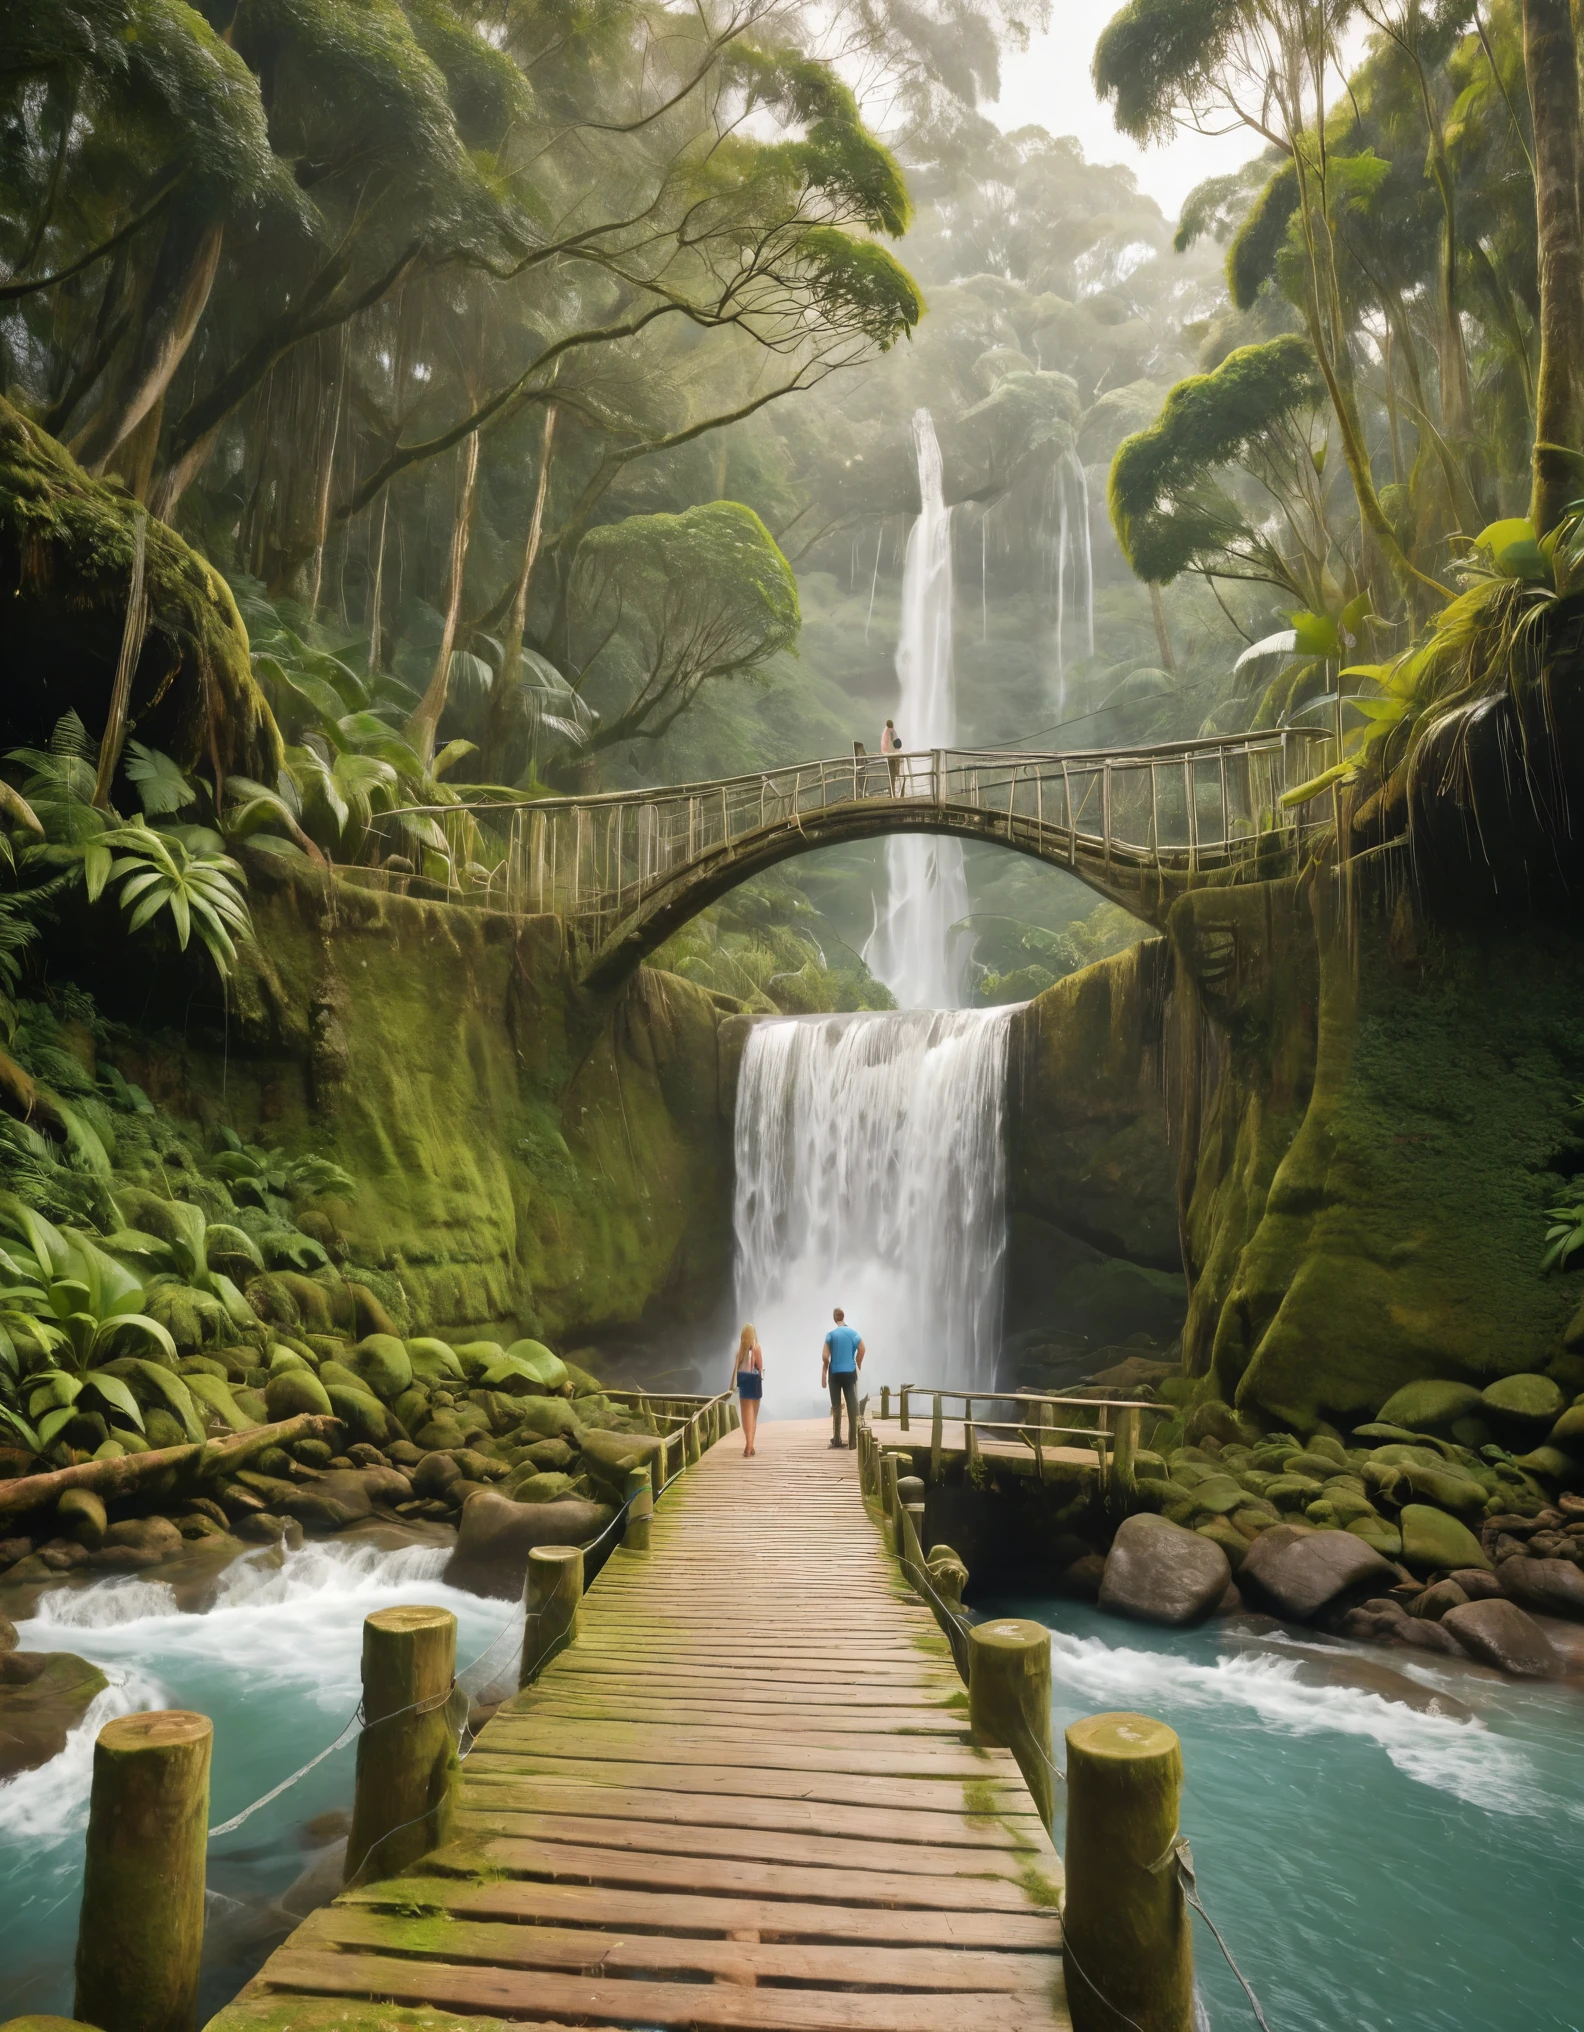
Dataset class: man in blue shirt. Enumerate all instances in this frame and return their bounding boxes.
[821,1307,865,1450]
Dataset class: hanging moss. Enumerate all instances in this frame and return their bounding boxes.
[0,396,281,781]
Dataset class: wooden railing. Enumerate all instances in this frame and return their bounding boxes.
[365,729,1334,933]
[872,1382,1158,1496]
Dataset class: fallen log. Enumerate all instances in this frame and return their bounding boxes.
[0,1413,343,1521]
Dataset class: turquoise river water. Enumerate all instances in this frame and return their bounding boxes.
[0,1534,513,2022]
[2,1537,1581,2027]
[999,1595,1584,2031]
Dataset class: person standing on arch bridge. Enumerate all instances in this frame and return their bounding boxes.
[821,1308,864,1449]
[882,718,903,794]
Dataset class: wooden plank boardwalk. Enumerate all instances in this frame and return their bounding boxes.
[210,1418,1069,2031]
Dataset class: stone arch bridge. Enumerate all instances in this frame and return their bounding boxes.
[392,733,1336,988]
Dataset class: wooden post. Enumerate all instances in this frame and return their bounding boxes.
[930,1393,944,1483]
[968,1618,1055,1832]
[345,1606,457,1887]
[684,1413,701,1467]
[880,1384,891,1421]
[1063,1713,1192,2032]
[903,1502,927,1567]
[1113,1405,1140,1504]
[881,1451,899,1524]
[74,1710,211,2032]
[522,1544,583,1686]
[728,1397,741,1432]
[966,1413,981,1469]
[895,1475,925,1559]
[899,1384,910,1432]
[622,1463,654,1551]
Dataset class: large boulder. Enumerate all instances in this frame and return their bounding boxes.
[351,1335,413,1403]
[1098,1514,1230,1627]
[95,1516,183,1570]
[0,1651,109,1780]
[265,1368,333,1420]
[1400,1505,1490,1575]
[282,1470,376,1532]
[1497,1555,1584,1622]
[1239,1525,1395,1622]
[1442,1599,1562,1677]
[1375,1380,1483,1435]
[443,1489,615,1599]
[1481,1374,1565,1434]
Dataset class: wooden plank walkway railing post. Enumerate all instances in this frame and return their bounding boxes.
[75,1710,211,2032]
[345,1605,458,1888]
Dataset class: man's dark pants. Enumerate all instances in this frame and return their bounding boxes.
[829,1370,858,1446]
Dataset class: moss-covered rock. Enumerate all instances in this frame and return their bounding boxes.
[1400,1504,1490,1574]
[406,1337,465,1383]
[1481,1373,1565,1431]
[323,1385,392,1446]
[264,1369,332,1420]
[1376,1380,1484,1433]
[0,1651,110,1781]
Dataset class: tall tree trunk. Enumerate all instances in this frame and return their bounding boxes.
[1524,0,1584,532]
[408,431,480,768]
[1149,582,1176,673]
[367,491,390,677]
[487,404,557,781]
[72,218,223,475]
[306,334,348,618]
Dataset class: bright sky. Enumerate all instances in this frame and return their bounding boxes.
[985,0,1261,219]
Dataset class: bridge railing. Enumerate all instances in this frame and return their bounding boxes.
[363,728,1335,928]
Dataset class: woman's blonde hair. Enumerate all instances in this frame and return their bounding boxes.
[737,1323,757,1358]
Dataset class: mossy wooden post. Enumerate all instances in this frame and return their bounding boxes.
[345,1606,457,1888]
[622,1463,654,1551]
[881,1450,899,1526]
[74,1710,211,2032]
[880,1384,891,1420]
[895,1476,925,1560]
[728,1396,741,1433]
[1063,1712,1192,2032]
[968,1618,1055,1832]
[899,1385,910,1431]
[1113,1405,1140,1504]
[857,1424,873,1497]
[522,1544,583,1686]
[684,1413,701,1468]
[930,1393,943,1482]
[965,1411,982,1469]
[902,1502,926,1570]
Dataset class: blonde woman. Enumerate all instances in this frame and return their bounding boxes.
[732,1324,763,1456]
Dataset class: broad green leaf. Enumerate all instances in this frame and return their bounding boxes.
[94,1312,179,1366]
[0,1402,40,1452]
[1289,610,1341,657]
[82,840,113,902]
[206,1224,265,1270]
[83,1372,145,1431]
[122,1358,204,1440]
[182,1370,251,1430]
[38,1403,79,1446]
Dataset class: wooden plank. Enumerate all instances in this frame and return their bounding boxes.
[353,1865,1063,1945]
[440,1824,1054,1900]
[477,1723,1008,1779]
[243,1947,1064,2031]
[303,1908,1055,1991]
[461,1753,1027,1811]
[454,1776,1050,1850]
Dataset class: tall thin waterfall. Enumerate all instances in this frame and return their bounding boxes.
[733,1008,1012,1412]
[1051,450,1095,699]
[864,409,970,1010]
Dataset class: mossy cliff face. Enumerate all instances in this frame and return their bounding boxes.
[117,873,732,1352]
[1004,941,1187,1386]
[1165,875,1584,1432]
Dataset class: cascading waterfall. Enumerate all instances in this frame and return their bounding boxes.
[864,408,970,1011]
[1051,448,1096,699]
[732,1007,1012,1412]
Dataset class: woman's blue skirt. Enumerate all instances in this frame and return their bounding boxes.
[737,1371,762,1401]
